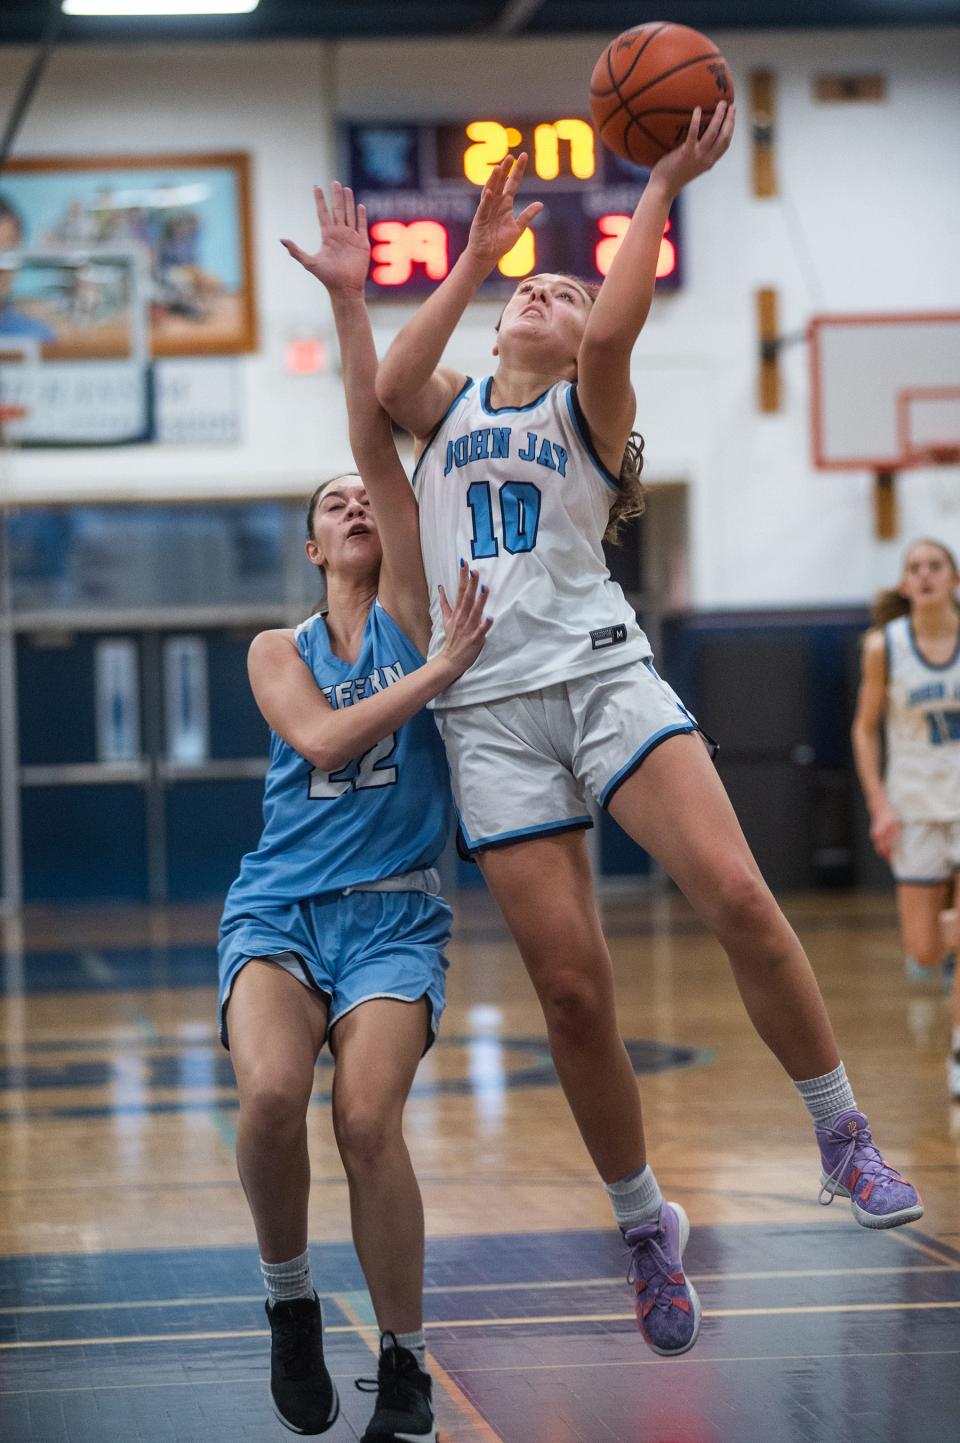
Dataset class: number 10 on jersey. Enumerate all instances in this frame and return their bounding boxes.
[467,480,542,559]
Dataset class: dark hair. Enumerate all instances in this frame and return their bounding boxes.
[498,273,646,545]
[871,537,960,626]
[0,194,24,240]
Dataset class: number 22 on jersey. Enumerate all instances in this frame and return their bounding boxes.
[309,733,398,799]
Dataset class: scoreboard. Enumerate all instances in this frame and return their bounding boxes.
[341,118,683,297]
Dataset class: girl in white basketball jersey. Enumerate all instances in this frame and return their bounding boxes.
[852,538,960,1098]
[375,105,922,1359]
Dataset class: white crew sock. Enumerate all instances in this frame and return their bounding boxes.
[795,1061,857,1124]
[384,1328,426,1370]
[604,1164,663,1231]
[261,1248,314,1307]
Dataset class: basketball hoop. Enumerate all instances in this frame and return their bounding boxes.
[920,443,960,466]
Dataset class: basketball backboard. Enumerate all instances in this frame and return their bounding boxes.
[809,312,960,472]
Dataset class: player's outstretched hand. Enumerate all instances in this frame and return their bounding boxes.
[466,153,544,271]
[652,100,735,197]
[437,560,493,680]
[281,182,370,296]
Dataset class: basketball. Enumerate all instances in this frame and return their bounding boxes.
[590,22,734,168]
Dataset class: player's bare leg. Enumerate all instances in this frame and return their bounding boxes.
[608,731,922,1228]
[898,881,951,980]
[228,960,338,1434]
[331,997,437,1442]
[609,735,838,1076]
[479,833,699,1356]
[330,997,430,1334]
[478,831,647,1184]
[229,960,328,1259]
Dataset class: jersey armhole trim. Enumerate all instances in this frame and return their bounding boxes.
[566,384,621,491]
[294,611,325,641]
[411,377,475,489]
[373,599,429,665]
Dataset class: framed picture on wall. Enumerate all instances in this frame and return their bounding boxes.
[0,151,257,357]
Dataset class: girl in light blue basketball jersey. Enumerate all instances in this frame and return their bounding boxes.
[219,184,489,1441]
[852,538,960,1099]
[375,104,922,1360]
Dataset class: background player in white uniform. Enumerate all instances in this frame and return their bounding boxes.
[220,185,489,1442]
[852,538,960,1099]
[375,109,922,1359]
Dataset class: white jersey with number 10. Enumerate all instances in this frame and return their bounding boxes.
[884,614,960,822]
[412,376,650,709]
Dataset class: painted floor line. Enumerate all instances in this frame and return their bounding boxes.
[887,1227,960,1269]
[5,1345,960,1399]
[4,1299,960,1350]
[446,1344,960,1375]
[0,1262,954,1316]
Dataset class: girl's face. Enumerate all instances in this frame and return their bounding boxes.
[900,542,959,609]
[307,476,382,578]
[495,274,594,368]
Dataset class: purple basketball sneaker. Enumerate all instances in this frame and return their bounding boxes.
[624,1201,701,1357]
[816,1109,923,1228]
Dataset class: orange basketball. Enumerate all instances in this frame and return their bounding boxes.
[590,22,734,169]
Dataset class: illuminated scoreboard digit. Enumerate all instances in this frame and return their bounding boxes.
[341,119,683,297]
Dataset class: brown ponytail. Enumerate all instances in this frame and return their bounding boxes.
[870,588,911,628]
[604,430,646,544]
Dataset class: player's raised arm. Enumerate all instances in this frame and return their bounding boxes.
[375,153,544,440]
[282,183,428,635]
[577,102,735,455]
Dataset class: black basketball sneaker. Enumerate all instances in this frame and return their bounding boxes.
[266,1294,339,1434]
[357,1333,438,1442]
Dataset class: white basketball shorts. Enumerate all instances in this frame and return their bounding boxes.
[435,657,712,852]
[891,820,960,885]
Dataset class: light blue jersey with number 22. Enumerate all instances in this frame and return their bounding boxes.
[222,603,450,917]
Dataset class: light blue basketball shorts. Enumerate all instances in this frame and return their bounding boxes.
[217,871,452,1052]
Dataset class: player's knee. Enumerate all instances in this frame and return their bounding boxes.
[539,968,611,1041]
[334,1102,397,1172]
[239,1068,310,1135]
[711,866,776,941]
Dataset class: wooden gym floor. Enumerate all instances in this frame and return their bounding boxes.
[1,886,958,1442]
